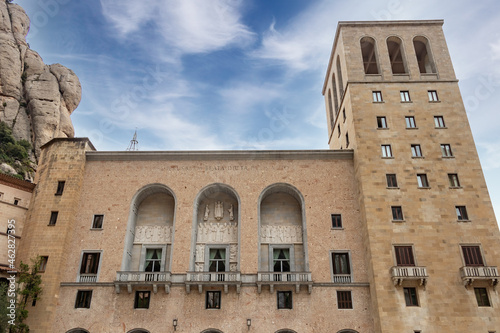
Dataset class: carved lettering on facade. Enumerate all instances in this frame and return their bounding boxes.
[260,225,303,243]
[134,225,172,243]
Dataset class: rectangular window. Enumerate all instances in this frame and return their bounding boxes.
[381,145,392,158]
[405,116,416,128]
[345,133,349,148]
[80,252,101,275]
[456,206,469,221]
[92,215,104,229]
[411,144,422,157]
[13,198,19,205]
[448,174,460,187]
[434,116,445,128]
[441,144,453,157]
[404,287,418,306]
[206,291,221,309]
[337,124,341,137]
[395,246,415,266]
[372,91,383,102]
[332,253,351,274]
[75,290,92,308]
[39,256,48,272]
[343,109,346,123]
[277,291,292,309]
[428,90,439,102]
[377,116,387,129]
[331,214,342,228]
[386,174,398,188]
[55,181,65,195]
[145,248,163,272]
[337,291,353,309]
[49,211,58,226]
[400,91,411,102]
[392,206,404,221]
[273,249,291,273]
[462,246,484,266]
[134,291,151,309]
[417,174,429,188]
[474,288,491,307]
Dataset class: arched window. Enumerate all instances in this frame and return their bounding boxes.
[127,330,150,333]
[275,330,298,333]
[360,36,379,74]
[413,36,436,73]
[331,73,339,116]
[328,90,335,128]
[386,36,407,74]
[336,57,344,98]
[201,329,224,333]
[66,329,90,333]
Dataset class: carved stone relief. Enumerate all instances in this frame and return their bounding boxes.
[197,222,238,243]
[260,225,303,243]
[229,244,237,262]
[134,225,172,243]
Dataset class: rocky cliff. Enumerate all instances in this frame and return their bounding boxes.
[0,1,81,167]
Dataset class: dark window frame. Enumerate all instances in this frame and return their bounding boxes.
[39,256,48,272]
[80,252,101,274]
[394,246,415,266]
[75,290,92,309]
[434,116,445,128]
[206,291,221,309]
[404,287,418,306]
[448,173,460,187]
[441,144,453,157]
[331,214,342,229]
[411,144,423,157]
[386,174,398,188]
[417,174,429,188]
[332,252,351,275]
[400,90,411,102]
[405,116,416,128]
[462,246,484,267]
[428,90,439,102]
[55,181,65,195]
[49,211,58,226]
[474,287,491,307]
[377,116,387,129]
[134,290,151,309]
[277,290,293,309]
[373,91,383,102]
[337,290,353,309]
[456,206,469,221]
[392,206,404,221]
[92,215,104,229]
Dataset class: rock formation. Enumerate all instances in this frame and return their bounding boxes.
[0,1,81,161]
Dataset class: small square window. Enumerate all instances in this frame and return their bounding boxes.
[474,288,490,307]
[392,206,404,221]
[134,291,151,309]
[434,116,445,128]
[377,116,387,129]
[411,144,422,157]
[345,133,349,148]
[13,198,19,206]
[462,246,484,266]
[417,174,429,188]
[337,291,352,309]
[92,215,104,229]
[400,91,411,102]
[405,116,416,128]
[373,91,383,102]
[448,174,460,187]
[49,211,58,226]
[386,174,398,188]
[75,290,92,308]
[206,291,221,309]
[331,214,342,228]
[277,291,293,309]
[394,246,415,266]
[404,287,418,306]
[39,256,48,272]
[456,206,469,221]
[441,144,453,157]
[381,145,392,158]
[428,90,439,102]
[55,181,65,195]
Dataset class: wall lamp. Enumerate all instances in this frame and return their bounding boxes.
[247,318,251,329]
[173,319,178,331]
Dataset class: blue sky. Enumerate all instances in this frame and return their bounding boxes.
[16,0,500,222]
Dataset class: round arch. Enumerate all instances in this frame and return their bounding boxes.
[121,183,177,271]
[359,35,380,75]
[66,329,90,333]
[200,329,224,333]
[275,329,298,333]
[386,35,408,74]
[337,330,359,333]
[413,35,437,74]
[127,329,150,333]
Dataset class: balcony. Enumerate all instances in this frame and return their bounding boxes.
[333,274,352,284]
[78,273,97,283]
[391,266,428,287]
[185,271,241,294]
[257,272,312,294]
[114,271,171,294]
[460,266,499,288]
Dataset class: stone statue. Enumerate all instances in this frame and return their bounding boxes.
[204,204,210,221]
[228,204,234,221]
[215,201,224,220]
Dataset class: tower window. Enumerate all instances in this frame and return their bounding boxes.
[337,290,353,309]
[414,37,436,74]
[428,90,439,102]
[387,37,407,74]
[55,181,65,195]
[206,291,221,309]
[13,198,19,205]
[448,174,460,187]
[134,291,151,309]
[338,124,341,137]
[395,246,415,266]
[332,252,351,275]
[417,174,429,188]
[474,288,491,307]
[145,248,163,272]
[386,174,398,188]
[277,291,292,309]
[381,145,393,158]
[456,206,469,221]
[411,144,422,157]
[75,290,92,308]
[49,211,58,226]
[337,57,344,98]
[345,133,349,148]
[391,206,404,221]
[461,246,483,266]
[342,109,346,123]
[92,215,104,229]
[441,144,453,157]
[331,214,342,228]
[328,90,335,128]
[39,256,48,272]
[434,116,445,128]
[373,91,383,102]
[404,287,419,306]
[400,91,411,102]
[360,36,379,74]
[377,116,387,129]
[405,116,416,128]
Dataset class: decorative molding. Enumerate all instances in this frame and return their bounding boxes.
[260,225,303,243]
[134,226,172,244]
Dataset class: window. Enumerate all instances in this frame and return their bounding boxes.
[134,291,151,309]
[337,57,344,98]
[377,116,387,129]
[373,91,383,102]
[75,290,92,308]
[417,174,429,188]
[400,91,411,102]
[55,181,65,195]
[79,252,101,282]
[428,90,439,101]
[342,109,346,123]
[394,246,415,266]
[328,90,334,128]
[337,291,353,309]
[474,288,490,307]
[273,249,291,273]
[387,37,407,74]
[441,144,453,157]
[206,291,221,309]
[381,145,392,158]
[145,248,163,272]
[462,246,484,266]
[404,287,418,306]
[456,206,469,221]
[405,116,416,128]
[13,198,19,205]
[411,144,422,157]
[386,174,398,188]
[392,206,404,221]
[39,256,48,272]
[345,133,349,148]
[332,252,351,275]
[360,37,379,74]
[414,37,436,74]
[277,291,292,309]
[331,214,342,228]
[434,116,445,128]
[338,124,341,137]
[448,174,460,187]
[49,211,58,226]
[91,215,104,229]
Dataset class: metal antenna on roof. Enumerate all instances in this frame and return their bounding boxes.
[126,129,139,151]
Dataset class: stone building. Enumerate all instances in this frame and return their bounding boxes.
[16,20,500,333]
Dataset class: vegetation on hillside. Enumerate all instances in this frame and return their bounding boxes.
[0,121,34,180]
